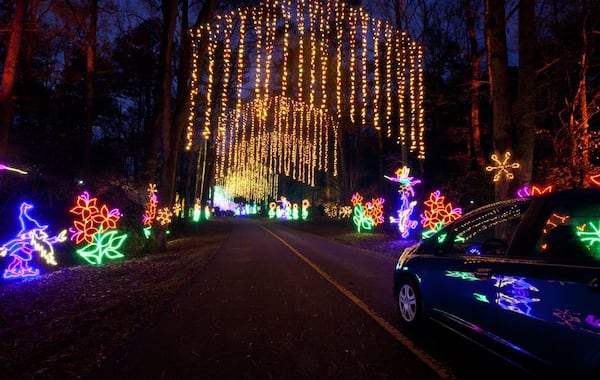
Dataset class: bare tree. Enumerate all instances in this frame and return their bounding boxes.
[83,0,98,175]
[558,0,600,186]
[516,0,536,186]
[485,0,512,200]
[464,0,485,168]
[0,0,28,161]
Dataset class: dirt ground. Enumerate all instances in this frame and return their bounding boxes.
[0,217,415,379]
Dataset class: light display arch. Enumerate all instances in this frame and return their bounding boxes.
[188,0,425,202]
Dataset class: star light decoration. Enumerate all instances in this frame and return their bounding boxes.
[69,192,127,265]
[420,190,462,235]
[1,202,67,279]
[485,151,520,182]
[385,167,421,238]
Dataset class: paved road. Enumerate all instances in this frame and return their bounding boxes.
[88,218,529,380]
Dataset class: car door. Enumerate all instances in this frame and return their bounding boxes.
[486,197,600,374]
[424,200,532,335]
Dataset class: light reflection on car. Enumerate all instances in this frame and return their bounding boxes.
[393,189,600,378]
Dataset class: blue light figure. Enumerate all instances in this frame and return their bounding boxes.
[0,202,66,279]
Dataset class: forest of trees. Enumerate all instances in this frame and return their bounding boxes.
[0,0,599,220]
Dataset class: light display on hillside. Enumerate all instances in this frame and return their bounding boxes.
[188,0,425,202]
[1,203,66,279]
[486,151,520,182]
[70,192,127,265]
[386,167,421,238]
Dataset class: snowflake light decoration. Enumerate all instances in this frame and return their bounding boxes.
[156,207,173,226]
[485,151,520,182]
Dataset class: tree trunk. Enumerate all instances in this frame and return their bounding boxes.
[516,0,536,186]
[465,0,485,168]
[485,0,512,200]
[0,0,28,161]
[164,0,216,210]
[82,0,98,176]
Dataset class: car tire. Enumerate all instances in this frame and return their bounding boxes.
[397,277,422,327]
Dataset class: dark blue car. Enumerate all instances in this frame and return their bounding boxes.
[393,188,600,378]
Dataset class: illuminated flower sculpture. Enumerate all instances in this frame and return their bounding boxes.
[301,199,310,221]
[70,192,127,265]
[142,183,159,238]
[1,202,67,279]
[350,193,385,232]
[420,190,462,238]
[386,167,421,238]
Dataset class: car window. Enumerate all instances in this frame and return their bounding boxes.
[536,200,600,261]
[446,202,530,256]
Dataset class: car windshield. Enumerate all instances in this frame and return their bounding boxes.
[419,199,531,256]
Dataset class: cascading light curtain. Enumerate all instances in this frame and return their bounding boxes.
[187,0,425,202]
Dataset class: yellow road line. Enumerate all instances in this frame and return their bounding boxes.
[260,225,456,380]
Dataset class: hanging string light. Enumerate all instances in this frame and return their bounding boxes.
[397,34,406,146]
[348,7,357,124]
[372,20,381,132]
[202,22,220,140]
[188,0,426,201]
[360,9,368,127]
[384,23,393,138]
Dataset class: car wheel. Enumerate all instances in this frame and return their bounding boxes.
[397,277,422,326]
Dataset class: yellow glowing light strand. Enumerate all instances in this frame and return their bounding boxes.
[320,1,328,109]
[416,44,426,159]
[486,151,521,182]
[335,12,343,115]
[185,28,200,150]
[398,34,407,146]
[297,0,305,102]
[217,15,233,178]
[409,41,417,151]
[281,0,290,96]
[263,5,276,100]
[308,1,316,108]
[202,22,220,139]
[234,10,247,122]
[253,7,263,100]
[349,8,357,124]
[372,20,381,132]
[385,24,393,136]
[360,9,368,127]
